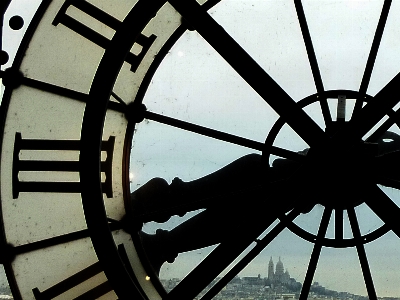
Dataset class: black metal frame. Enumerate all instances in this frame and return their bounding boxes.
[2,0,400,299]
[81,0,167,298]
[124,1,400,299]
[57,0,400,297]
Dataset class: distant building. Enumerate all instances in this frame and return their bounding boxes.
[267,256,290,285]
[268,256,275,281]
[242,274,264,287]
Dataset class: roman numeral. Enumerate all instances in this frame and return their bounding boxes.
[12,132,115,199]
[32,261,112,300]
[52,0,156,73]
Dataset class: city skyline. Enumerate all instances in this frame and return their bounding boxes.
[160,255,398,300]
[155,218,400,297]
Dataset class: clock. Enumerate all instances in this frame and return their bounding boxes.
[1,0,400,299]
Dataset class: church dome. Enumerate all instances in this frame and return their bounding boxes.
[275,257,284,276]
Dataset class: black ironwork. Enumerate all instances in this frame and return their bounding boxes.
[348,207,377,300]
[32,261,111,300]
[294,0,331,126]
[264,91,400,249]
[21,77,124,113]
[201,208,303,300]
[80,0,166,298]
[3,0,400,299]
[335,209,344,241]
[12,222,121,255]
[164,177,297,300]
[144,110,304,161]
[353,0,392,115]
[299,208,332,300]
[366,107,400,143]
[364,185,400,239]
[117,244,152,300]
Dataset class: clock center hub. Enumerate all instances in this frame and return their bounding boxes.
[306,141,377,209]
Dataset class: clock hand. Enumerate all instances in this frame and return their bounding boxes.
[135,174,299,276]
[161,178,304,300]
[129,131,400,290]
[125,153,304,227]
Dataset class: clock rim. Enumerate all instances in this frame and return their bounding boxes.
[80,0,169,298]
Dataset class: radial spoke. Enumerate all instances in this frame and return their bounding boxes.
[22,76,87,101]
[299,208,332,300]
[294,0,331,126]
[20,76,125,112]
[110,91,127,106]
[144,111,305,161]
[353,0,392,115]
[201,207,302,300]
[335,209,343,241]
[13,222,122,255]
[348,208,377,300]
[164,214,273,299]
[364,184,400,239]
[168,0,327,148]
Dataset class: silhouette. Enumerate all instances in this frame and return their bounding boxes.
[123,131,400,274]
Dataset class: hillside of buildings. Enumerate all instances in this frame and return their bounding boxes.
[160,257,400,300]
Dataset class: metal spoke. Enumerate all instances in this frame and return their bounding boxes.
[353,0,392,115]
[335,209,343,241]
[110,91,127,106]
[201,207,302,300]
[364,184,400,239]
[168,0,327,148]
[20,76,125,112]
[299,208,332,300]
[294,0,331,126]
[348,207,377,300]
[13,222,122,255]
[164,216,272,299]
[144,111,305,161]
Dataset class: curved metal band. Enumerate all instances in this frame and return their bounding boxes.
[80,0,166,298]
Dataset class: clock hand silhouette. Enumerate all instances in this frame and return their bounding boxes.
[122,130,400,274]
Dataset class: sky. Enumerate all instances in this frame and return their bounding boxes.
[3,0,400,298]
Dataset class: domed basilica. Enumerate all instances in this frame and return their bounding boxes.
[267,257,291,285]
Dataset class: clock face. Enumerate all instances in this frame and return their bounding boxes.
[2,0,400,299]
